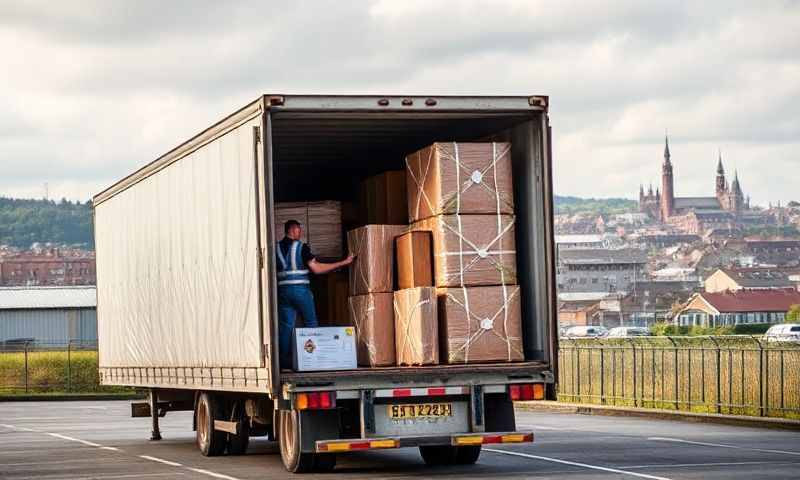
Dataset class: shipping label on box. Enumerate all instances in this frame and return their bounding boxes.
[292,327,357,372]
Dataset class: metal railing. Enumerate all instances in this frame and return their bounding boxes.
[0,340,110,394]
[558,336,800,419]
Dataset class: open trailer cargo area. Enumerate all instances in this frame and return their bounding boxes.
[93,95,557,472]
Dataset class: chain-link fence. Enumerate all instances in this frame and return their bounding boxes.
[558,336,800,419]
[0,340,127,394]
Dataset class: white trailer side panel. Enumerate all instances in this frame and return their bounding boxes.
[95,117,263,368]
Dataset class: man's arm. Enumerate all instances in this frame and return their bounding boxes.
[308,254,355,275]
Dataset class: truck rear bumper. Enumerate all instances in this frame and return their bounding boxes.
[316,431,533,453]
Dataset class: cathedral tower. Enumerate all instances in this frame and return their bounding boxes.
[660,135,675,220]
[715,151,727,198]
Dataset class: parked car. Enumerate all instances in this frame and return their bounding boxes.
[563,326,608,338]
[764,324,800,343]
[606,327,650,338]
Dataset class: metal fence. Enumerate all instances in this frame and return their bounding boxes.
[558,336,800,419]
[0,340,110,394]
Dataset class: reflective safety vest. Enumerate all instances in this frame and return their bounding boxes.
[276,240,310,286]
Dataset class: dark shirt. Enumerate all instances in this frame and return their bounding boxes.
[278,237,315,268]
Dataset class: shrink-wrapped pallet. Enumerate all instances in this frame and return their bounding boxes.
[437,285,524,364]
[275,201,342,259]
[347,225,407,295]
[412,214,516,287]
[347,293,396,366]
[406,142,514,222]
[393,287,438,366]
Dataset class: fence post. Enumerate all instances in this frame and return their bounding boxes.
[709,337,721,414]
[24,341,29,394]
[67,340,72,393]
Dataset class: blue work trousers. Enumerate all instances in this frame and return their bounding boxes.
[278,284,318,368]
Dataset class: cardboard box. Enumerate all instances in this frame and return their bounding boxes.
[393,287,438,366]
[347,293,396,366]
[275,201,343,259]
[437,285,524,364]
[312,271,349,326]
[292,327,358,372]
[360,171,408,225]
[396,231,433,289]
[412,214,516,287]
[347,224,407,295]
[406,142,514,222]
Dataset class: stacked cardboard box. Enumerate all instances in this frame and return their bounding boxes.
[403,142,523,365]
[360,171,408,225]
[275,201,343,259]
[346,224,406,367]
[394,287,438,365]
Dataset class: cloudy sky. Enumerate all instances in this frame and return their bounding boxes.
[1,1,798,205]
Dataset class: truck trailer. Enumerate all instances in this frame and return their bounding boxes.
[93,94,557,473]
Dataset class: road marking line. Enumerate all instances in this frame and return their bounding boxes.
[186,467,242,480]
[648,437,800,457]
[485,448,674,480]
[139,455,183,467]
[47,432,103,447]
[624,461,795,470]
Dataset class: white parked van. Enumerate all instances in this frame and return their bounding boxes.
[764,324,800,343]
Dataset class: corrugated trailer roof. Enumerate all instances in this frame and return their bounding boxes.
[0,286,96,310]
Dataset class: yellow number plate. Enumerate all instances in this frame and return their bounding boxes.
[388,403,453,419]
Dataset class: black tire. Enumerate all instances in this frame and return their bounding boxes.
[455,445,482,464]
[419,445,458,465]
[419,445,481,466]
[278,410,317,473]
[196,392,227,457]
[227,419,250,455]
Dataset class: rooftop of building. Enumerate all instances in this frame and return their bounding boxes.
[0,286,97,310]
[696,289,800,313]
[559,248,648,265]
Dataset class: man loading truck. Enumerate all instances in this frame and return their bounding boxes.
[277,219,355,368]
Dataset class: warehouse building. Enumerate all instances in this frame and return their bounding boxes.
[0,286,97,345]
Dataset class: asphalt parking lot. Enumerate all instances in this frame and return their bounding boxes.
[1,400,798,479]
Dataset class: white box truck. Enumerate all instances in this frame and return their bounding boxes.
[93,94,558,473]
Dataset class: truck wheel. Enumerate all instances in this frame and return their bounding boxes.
[278,410,316,473]
[419,445,457,465]
[196,393,227,456]
[227,419,250,455]
[455,445,481,464]
[419,445,481,465]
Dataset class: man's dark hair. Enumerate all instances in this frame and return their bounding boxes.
[284,220,301,234]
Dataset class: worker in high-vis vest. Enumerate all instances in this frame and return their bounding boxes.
[277,219,354,368]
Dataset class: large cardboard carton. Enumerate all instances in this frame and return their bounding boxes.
[292,327,358,372]
[347,224,407,295]
[393,287,438,366]
[312,271,349,326]
[396,231,433,289]
[275,201,342,259]
[360,171,408,225]
[406,142,513,222]
[347,293,396,366]
[437,285,524,364]
[412,214,516,287]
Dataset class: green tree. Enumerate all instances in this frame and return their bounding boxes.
[787,304,800,322]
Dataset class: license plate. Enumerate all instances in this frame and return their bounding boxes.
[388,403,453,419]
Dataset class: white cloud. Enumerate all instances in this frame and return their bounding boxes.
[0,1,797,205]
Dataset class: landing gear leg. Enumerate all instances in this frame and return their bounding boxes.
[150,389,162,441]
